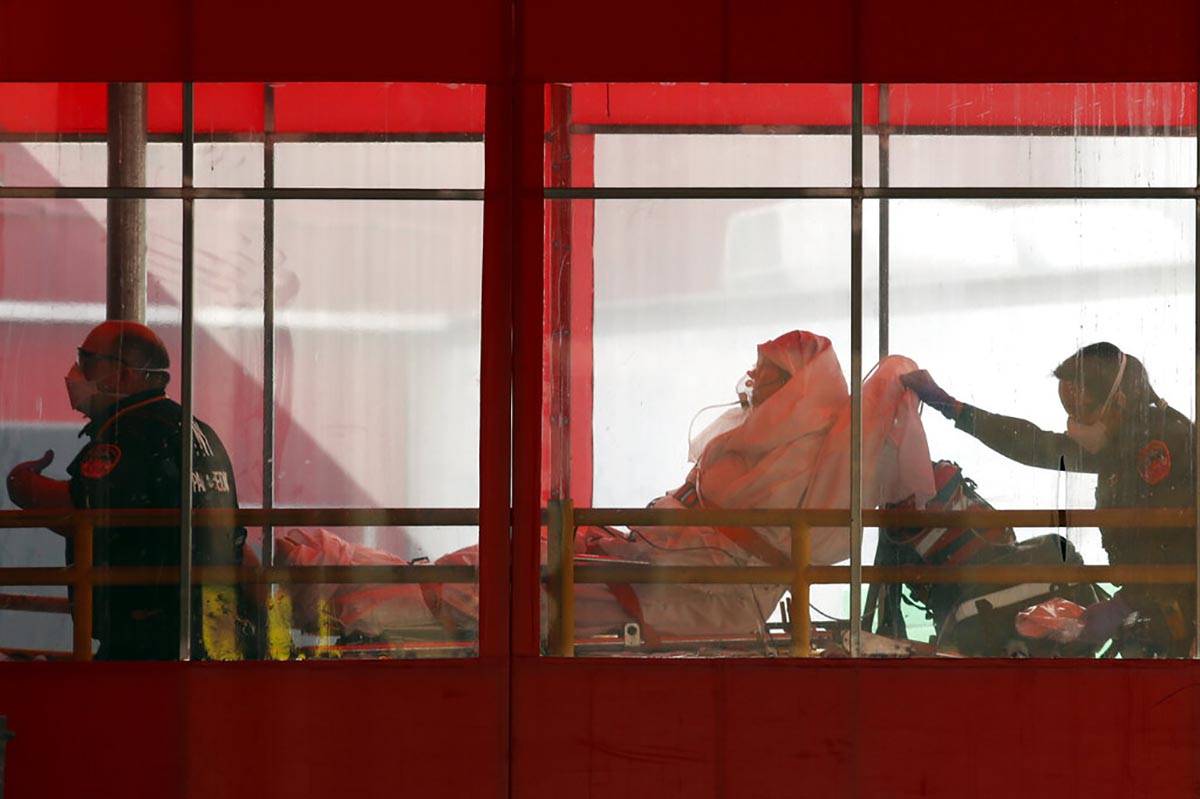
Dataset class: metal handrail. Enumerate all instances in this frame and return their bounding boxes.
[0,507,481,661]
[0,565,476,587]
[4,504,1195,660]
[546,501,1200,658]
[0,507,480,528]
[570,506,1196,529]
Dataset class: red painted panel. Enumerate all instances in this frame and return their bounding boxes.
[513,82,547,657]
[726,2,855,84]
[0,0,503,82]
[0,83,484,135]
[0,660,507,799]
[4,82,1191,135]
[0,0,1199,83]
[887,83,1198,130]
[0,663,181,797]
[2,658,1197,798]
[859,0,1200,83]
[0,84,107,134]
[0,0,187,81]
[569,83,854,127]
[479,80,515,661]
[184,660,507,798]
[272,83,486,134]
[522,0,726,83]
[513,658,1200,799]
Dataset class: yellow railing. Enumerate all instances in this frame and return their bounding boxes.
[545,501,1199,657]
[2,504,1195,660]
[0,508,478,661]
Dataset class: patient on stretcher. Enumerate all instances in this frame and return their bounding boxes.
[277,330,940,649]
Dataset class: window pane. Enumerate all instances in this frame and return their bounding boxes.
[551,83,852,188]
[867,83,1196,187]
[866,199,1195,658]
[272,83,485,189]
[546,197,854,656]
[0,199,182,660]
[193,195,484,658]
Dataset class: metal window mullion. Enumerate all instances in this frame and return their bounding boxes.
[878,84,890,359]
[1194,79,1200,659]
[179,82,196,661]
[849,84,864,658]
[262,83,277,571]
[0,187,484,200]
[9,185,1200,201]
[539,187,1200,201]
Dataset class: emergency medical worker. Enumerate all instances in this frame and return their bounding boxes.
[902,343,1196,655]
[6,321,247,660]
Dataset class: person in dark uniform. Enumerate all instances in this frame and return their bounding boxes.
[901,342,1195,656]
[6,320,247,660]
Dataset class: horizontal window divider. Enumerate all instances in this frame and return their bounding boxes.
[0,507,480,529]
[0,132,484,144]
[0,187,484,201]
[572,124,1200,138]
[560,506,1195,529]
[572,563,1195,586]
[0,564,476,587]
[543,186,1200,200]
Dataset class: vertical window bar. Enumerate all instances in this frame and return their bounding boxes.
[878,84,890,359]
[179,81,196,661]
[849,83,864,658]
[260,83,277,660]
[1194,80,1199,659]
[262,83,277,570]
[862,84,892,635]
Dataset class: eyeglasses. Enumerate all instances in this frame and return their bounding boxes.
[76,348,122,370]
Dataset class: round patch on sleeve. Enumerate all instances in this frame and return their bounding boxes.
[1137,440,1172,486]
[80,443,122,479]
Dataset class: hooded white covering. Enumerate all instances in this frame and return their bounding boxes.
[587,331,936,636]
[282,330,937,642]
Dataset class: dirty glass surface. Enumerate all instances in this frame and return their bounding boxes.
[544,82,1199,659]
[0,83,485,661]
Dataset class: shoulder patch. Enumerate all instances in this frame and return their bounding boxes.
[1137,440,1172,486]
[81,443,122,480]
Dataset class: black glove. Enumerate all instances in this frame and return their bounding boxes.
[899,370,961,420]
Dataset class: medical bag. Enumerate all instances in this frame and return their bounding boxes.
[875,460,1101,657]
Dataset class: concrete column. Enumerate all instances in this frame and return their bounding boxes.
[106,82,147,322]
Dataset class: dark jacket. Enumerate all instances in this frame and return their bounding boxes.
[956,401,1195,617]
[66,389,246,660]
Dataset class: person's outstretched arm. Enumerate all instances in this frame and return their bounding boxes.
[901,370,1101,474]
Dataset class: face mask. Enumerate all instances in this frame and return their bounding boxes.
[1065,352,1126,454]
[65,364,116,417]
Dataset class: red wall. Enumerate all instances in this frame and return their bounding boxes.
[0,660,509,798]
[1,658,1198,798]
[3,3,1200,798]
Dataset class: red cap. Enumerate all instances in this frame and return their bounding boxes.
[79,320,170,370]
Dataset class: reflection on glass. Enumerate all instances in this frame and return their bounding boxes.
[869,83,1196,187]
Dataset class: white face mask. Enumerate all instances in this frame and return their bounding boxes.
[65,364,121,418]
[1065,353,1126,454]
[735,374,752,409]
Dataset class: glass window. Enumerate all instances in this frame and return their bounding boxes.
[0,82,485,661]
[543,84,854,657]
